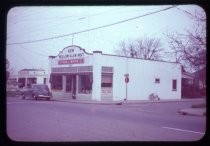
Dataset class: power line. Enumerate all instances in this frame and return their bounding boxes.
[175,6,206,21]
[18,44,48,57]
[7,7,123,40]
[7,5,177,46]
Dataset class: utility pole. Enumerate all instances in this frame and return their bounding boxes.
[72,33,74,45]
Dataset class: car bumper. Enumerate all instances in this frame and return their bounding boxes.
[37,95,51,98]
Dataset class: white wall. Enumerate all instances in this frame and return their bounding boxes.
[49,46,181,101]
[36,76,46,84]
[97,54,181,100]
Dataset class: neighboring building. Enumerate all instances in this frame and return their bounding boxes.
[8,69,48,88]
[181,71,194,98]
[194,67,206,90]
[181,67,206,98]
[193,67,206,97]
[49,45,181,101]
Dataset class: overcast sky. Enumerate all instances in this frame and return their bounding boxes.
[6,5,205,74]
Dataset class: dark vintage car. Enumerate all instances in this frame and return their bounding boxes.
[20,84,53,100]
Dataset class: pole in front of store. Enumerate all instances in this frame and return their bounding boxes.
[126,82,127,101]
[72,33,74,45]
[124,74,129,101]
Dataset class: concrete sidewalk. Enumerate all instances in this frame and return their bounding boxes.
[52,98,206,117]
[52,97,205,105]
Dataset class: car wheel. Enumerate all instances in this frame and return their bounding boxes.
[47,97,50,101]
[35,96,38,100]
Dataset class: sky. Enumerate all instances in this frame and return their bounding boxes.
[6,5,205,74]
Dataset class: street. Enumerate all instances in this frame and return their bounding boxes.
[6,97,206,142]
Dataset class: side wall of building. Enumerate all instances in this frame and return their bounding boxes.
[97,54,181,100]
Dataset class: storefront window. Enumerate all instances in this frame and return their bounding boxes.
[101,74,112,87]
[78,74,92,94]
[27,78,37,86]
[18,78,26,88]
[51,75,62,90]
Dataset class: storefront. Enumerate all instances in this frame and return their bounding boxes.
[49,45,181,101]
[8,69,48,88]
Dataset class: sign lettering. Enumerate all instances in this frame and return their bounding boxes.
[58,59,84,65]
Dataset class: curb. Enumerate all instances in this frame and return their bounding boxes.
[51,98,205,105]
[51,99,122,105]
[178,108,206,116]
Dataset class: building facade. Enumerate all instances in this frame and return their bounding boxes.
[8,69,48,88]
[49,45,181,101]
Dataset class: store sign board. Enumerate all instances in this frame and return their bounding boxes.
[58,58,84,65]
[53,46,92,66]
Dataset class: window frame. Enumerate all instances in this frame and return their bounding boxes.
[155,78,160,83]
[101,74,113,88]
[51,75,62,90]
[78,74,92,94]
[172,79,177,91]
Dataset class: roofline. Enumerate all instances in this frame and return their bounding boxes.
[49,45,180,65]
[101,52,180,65]
[51,45,93,58]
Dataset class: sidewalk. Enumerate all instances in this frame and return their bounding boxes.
[52,97,206,116]
[52,97,205,105]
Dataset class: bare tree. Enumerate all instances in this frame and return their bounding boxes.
[6,59,15,80]
[165,8,206,72]
[6,59,10,80]
[115,36,163,60]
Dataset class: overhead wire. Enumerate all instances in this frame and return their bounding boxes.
[8,6,125,38]
[175,6,206,21]
[18,44,49,57]
[8,45,37,68]
[7,7,120,39]
[7,5,178,46]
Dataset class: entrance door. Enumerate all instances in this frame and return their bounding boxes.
[72,75,77,99]
[66,75,77,99]
[66,76,72,92]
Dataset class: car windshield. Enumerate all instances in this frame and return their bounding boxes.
[32,85,49,91]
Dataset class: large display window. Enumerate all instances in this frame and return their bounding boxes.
[51,75,62,90]
[78,74,92,94]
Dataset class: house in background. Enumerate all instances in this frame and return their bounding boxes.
[181,71,194,98]
[194,67,206,97]
[181,67,206,98]
[8,69,48,88]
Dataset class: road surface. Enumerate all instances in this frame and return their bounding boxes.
[6,97,206,142]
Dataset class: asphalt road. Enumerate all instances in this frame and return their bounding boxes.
[6,97,206,142]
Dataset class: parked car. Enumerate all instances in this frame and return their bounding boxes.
[20,84,52,100]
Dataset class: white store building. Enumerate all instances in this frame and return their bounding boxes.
[8,69,48,88]
[49,45,181,101]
